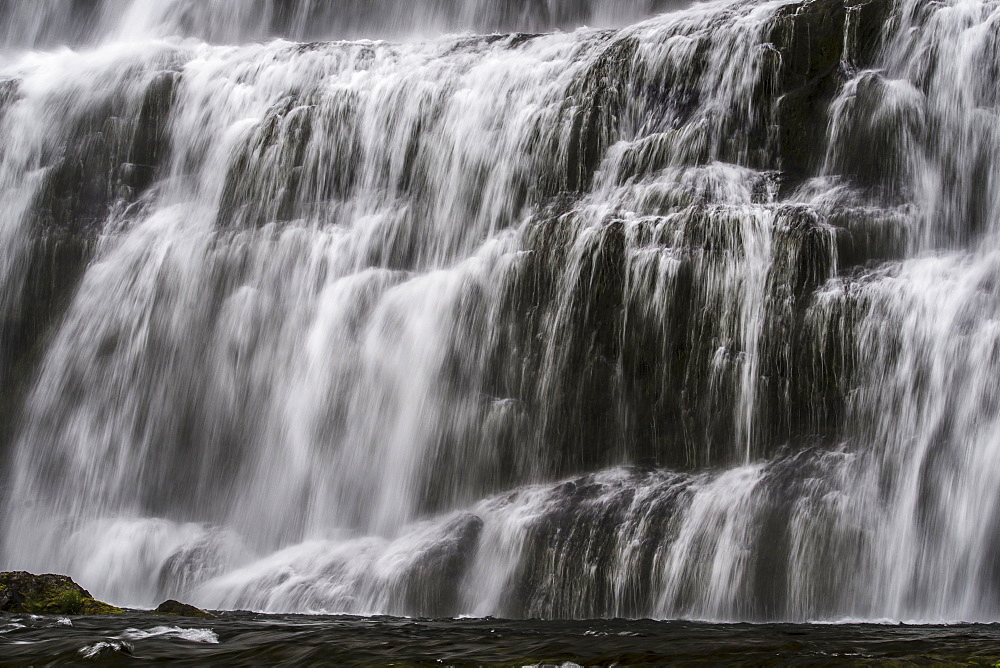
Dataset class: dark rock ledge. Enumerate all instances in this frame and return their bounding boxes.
[153,599,215,618]
[0,571,212,617]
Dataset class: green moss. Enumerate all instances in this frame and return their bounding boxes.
[56,588,84,615]
[80,599,126,615]
[21,583,123,615]
[1,571,124,616]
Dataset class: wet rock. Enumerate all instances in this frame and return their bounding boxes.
[560,36,639,193]
[501,470,690,618]
[830,202,914,267]
[153,599,215,618]
[507,32,542,49]
[767,0,894,180]
[397,513,484,617]
[0,571,123,615]
[771,204,837,300]
[845,0,893,69]
[0,77,19,112]
[613,128,712,184]
[773,1,848,88]
[217,93,323,229]
[769,1,847,179]
[0,234,93,448]
[125,69,180,192]
[156,533,242,601]
[824,71,925,197]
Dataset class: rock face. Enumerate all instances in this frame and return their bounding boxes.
[153,599,215,618]
[0,571,123,615]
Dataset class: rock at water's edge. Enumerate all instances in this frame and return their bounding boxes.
[0,571,123,615]
[153,599,215,618]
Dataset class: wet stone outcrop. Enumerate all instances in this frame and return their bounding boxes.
[153,599,215,618]
[768,0,893,180]
[0,65,181,451]
[0,571,123,615]
[395,513,484,617]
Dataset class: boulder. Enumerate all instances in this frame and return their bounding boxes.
[0,571,123,615]
[153,599,215,618]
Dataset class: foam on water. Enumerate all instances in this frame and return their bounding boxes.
[118,626,220,643]
[78,640,134,658]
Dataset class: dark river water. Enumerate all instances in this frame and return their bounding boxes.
[3,613,1000,665]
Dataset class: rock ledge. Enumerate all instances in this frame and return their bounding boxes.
[0,571,123,615]
[153,599,215,618]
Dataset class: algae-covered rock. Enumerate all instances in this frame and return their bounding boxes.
[153,599,215,618]
[0,571,123,615]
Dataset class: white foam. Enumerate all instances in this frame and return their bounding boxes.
[78,640,134,658]
[117,626,220,643]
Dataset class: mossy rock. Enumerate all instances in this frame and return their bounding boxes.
[0,571,124,615]
[153,599,215,618]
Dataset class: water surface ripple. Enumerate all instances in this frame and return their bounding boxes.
[3,612,1000,665]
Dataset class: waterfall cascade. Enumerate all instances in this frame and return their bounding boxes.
[1,0,998,622]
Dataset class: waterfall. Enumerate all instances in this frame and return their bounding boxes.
[0,0,689,49]
[1,0,999,622]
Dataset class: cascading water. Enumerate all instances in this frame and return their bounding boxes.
[0,0,688,49]
[0,0,998,623]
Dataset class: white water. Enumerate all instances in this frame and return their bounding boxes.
[0,0,689,50]
[1,0,1000,622]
